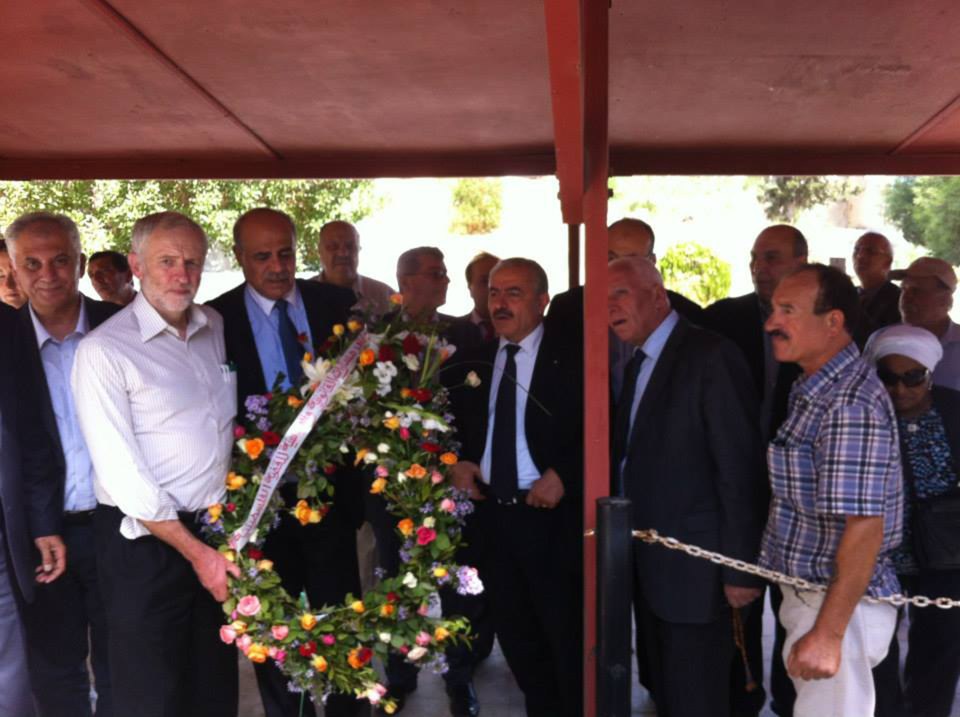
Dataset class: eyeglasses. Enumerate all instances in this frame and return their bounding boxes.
[876,366,930,388]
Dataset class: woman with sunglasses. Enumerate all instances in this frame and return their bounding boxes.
[865,324,960,717]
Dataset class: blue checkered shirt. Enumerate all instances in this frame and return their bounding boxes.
[759,342,903,598]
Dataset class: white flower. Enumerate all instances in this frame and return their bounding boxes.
[373,361,398,383]
[423,517,436,529]
[402,354,420,371]
[339,444,350,454]
[402,572,418,589]
[423,418,441,431]
[407,646,427,661]
[379,632,392,643]
[363,452,379,464]
[465,371,481,388]
[302,357,332,385]
[377,443,390,454]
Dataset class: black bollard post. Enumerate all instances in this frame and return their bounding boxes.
[596,497,632,716]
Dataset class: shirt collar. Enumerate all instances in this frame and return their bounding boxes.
[640,310,679,364]
[498,321,544,356]
[29,296,88,349]
[942,320,960,345]
[132,291,208,342]
[794,341,860,400]
[245,283,301,318]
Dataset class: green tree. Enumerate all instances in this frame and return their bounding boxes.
[0,179,373,269]
[753,176,861,223]
[884,176,960,264]
[450,178,502,234]
[659,242,732,307]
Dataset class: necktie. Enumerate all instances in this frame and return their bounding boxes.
[275,299,304,387]
[490,344,521,501]
[612,348,646,494]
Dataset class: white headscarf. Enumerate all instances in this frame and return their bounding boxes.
[862,324,944,372]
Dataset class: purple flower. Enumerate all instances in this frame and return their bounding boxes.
[256,417,270,432]
[244,394,269,416]
[456,566,484,596]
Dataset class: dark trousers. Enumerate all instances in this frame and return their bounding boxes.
[633,579,732,717]
[253,502,363,717]
[363,482,490,691]
[873,607,905,717]
[482,500,582,717]
[729,594,766,717]
[769,586,796,716]
[93,506,237,717]
[25,518,112,717]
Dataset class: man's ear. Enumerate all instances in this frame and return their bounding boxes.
[128,252,143,280]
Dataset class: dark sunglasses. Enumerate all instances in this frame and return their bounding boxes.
[876,366,930,388]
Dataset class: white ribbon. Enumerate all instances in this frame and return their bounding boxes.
[229,332,367,550]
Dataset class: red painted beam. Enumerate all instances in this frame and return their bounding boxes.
[543,0,585,224]
[582,0,609,714]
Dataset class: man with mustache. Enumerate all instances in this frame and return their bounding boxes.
[702,223,808,717]
[6,211,120,717]
[87,250,137,307]
[760,264,902,717]
[312,220,395,315]
[609,256,766,717]
[207,208,363,717]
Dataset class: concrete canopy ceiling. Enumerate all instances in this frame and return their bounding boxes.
[2,0,960,179]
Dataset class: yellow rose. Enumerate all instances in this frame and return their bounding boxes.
[439,452,458,466]
[225,472,247,491]
[384,704,397,715]
[383,416,400,430]
[294,500,312,526]
[300,613,317,631]
[221,549,236,563]
[397,518,415,537]
[311,655,328,672]
[308,509,322,524]
[230,619,247,635]
[256,560,274,572]
[244,438,265,460]
[347,320,362,332]
[369,477,387,495]
[433,566,448,579]
[351,600,365,614]
[207,503,223,522]
[247,643,269,663]
[434,627,450,642]
[332,324,345,337]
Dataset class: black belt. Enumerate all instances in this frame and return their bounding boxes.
[62,509,96,526]
[482,487,530,506]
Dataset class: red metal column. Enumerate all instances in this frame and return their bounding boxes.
[568,223,581,288]
[582,0,609,714]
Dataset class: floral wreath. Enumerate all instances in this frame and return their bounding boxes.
[202,299,483,713]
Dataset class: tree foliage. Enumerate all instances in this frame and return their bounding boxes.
[659,242,732,307]
[0,179,374,269]
[754,176,861,223]
[884,176,960,264]
[449,178,502,235]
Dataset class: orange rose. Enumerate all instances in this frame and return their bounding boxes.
[244,438,265,460]
[380,604,395,617]
[400,388,412,398]
[300,613,318,631]
[405,464,427,480]
[370,477,387,494]
[347,320,362,333]
[439,452,458,466]
[225,472,247,490]
[397,518,415,537]
[359,349,376,367]
[311,655,328,672]
[294,500,312,526]
[434,627,450,642]
[354,448,368,466]
[247,643,269,663]
[351,600,365,614]
[389,292,404,305]
[288,395,304,408]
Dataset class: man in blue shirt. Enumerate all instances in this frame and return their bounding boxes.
[760,264,902,717]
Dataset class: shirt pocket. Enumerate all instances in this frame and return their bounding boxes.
[768,441,817,512]
[215,371,238,430]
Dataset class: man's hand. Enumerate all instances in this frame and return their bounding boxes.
[34,535,66,583]
[191,544,241,603]
[786,627,842,680]
[526,468,564,509]
[724,584,762,608]
[450,461,485,500]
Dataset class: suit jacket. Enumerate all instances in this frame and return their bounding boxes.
[445,323,584,509]
[206,279,361,525]
[0,303,61,602]
[17,295,121,533]
[702,291,801,438]
[855,281,901,349]
[619,318,766,624]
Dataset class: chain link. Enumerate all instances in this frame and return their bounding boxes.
[622,528,960,610]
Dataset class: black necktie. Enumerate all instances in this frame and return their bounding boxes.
[612,348,646,493]
[275,299,304,387]
[490,344,521,501]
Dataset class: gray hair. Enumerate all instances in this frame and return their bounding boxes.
[5,211,82,259]
[131,211,208,255]
[490,257,549,295]
[397,246,445,279]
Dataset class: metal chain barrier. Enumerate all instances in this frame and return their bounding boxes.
[588,526,960,609]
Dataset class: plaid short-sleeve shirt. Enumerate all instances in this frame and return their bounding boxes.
[758,342,903,597]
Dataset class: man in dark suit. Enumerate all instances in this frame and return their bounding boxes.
[448,257,583,717]
[609,256,766,717]
[0,301,66,716]
[701,223,808,717]
[852,231,901,348]
[5,211,120,717]
[459,252,500,342]
[207,208,362,717]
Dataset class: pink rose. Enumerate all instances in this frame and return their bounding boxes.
[440,498,456,513]
[399,427,411,440]
[375,465,389,478]
[274,649,286,664]
[219,625,237,644]
[236,634,252,654]
[321,634,336,646]
[271,625,289,641]
[416,527,437,546]
[417,603,429,616]
[237,595,261,617]
[415,631,431,646]
[233,426,246,438]
[431,471,444,485]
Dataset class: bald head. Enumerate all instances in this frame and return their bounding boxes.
[852,231,893,290]
[750,224,808,304]
[318,221,360,288]
[608,218,656,263]
[607,257,671,347]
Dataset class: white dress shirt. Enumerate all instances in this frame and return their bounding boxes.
[480,322,544,490]
[71,293,236,539]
